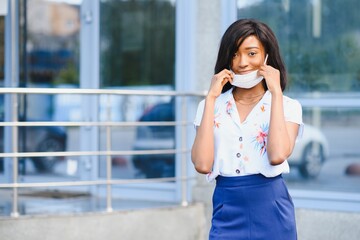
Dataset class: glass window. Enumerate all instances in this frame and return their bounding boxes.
[0,16,4,173]
[99,0,177,180]
[237,0,360,93]
[23,0,80,88]
[0,16,4,87]
[1,0,179,216]
[237,0,360,194]
[1,1,82,214]
[100,0,176,88]
[8,0,82,177]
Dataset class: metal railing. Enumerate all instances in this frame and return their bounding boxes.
[0,87,205,217]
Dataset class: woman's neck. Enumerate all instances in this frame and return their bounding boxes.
[232,86,266,103]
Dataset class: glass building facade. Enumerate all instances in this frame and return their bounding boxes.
[237,0,360,196]
[1,0,359,216]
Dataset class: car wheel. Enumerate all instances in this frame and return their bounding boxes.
[299,142,325,179]
[32,137,65,172]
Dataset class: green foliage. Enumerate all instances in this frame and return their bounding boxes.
[54,63,79,86]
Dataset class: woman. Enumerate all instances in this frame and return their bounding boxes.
[191,19,303,240]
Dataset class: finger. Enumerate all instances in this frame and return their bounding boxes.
[220,71,233,81]
[258,66,267,76]
[227,69,233,74]
[221,75,230,84]
[221,69,232,78]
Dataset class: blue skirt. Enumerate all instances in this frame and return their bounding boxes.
[209,174,297,240]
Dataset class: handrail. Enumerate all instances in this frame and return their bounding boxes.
[0,176,197,188]
[0,149,189,158]
[0,87,207,97]
[0,87,203,217]
[0,121,190,127]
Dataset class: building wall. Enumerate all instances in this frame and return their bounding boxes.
[28,0,80,37]
[0,204,206,240]
[194,0,223,93]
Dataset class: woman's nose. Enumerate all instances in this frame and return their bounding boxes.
[237,56,248,68]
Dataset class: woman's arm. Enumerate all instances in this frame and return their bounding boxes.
[191,69,233,173]
[259,64,299,165]
[191,97,216,173]
[267,91,299,165]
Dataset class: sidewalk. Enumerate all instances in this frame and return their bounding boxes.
[0,187,176,218]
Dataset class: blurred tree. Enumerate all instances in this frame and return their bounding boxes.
[54,63,78,86]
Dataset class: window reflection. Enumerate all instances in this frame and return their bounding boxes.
[237,0,360,193]
[98,0,176,179]
[237,0,360,93]
[286,106,360,192]
[100,0,176,88]
[98,96,176,179]
[0,16,4,86]
[5,0,82,176]
[23,0,80,87]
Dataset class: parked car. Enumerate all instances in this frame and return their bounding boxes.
[132,100,329,179]
[0,95,67,173]
[288,124,329,178]
[132,100,175,178]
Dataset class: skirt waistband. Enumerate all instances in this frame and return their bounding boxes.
[215,174,282,187]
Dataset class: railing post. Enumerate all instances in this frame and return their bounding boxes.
[10,93,19,218]
[181,96,188,207]
[6,0,20,218]
[106,95,113,212]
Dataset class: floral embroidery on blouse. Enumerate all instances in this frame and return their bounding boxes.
[260,105,266,112]
[214,107,221,128]
[226,100,234,115]
[253,123,269,155]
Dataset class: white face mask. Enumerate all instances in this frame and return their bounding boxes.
[231,70,264,89]
[231,54,268,89]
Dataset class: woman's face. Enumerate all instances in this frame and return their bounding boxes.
[231,35,266,74]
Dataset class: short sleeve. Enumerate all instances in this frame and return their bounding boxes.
[193,99,205,127]
[284,98,304,139]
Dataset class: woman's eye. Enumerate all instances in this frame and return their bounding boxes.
[249,52,256,56]
[233,53,238,58]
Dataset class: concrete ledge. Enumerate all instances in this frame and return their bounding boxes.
[296,208,360,240]
[0,203,206,240]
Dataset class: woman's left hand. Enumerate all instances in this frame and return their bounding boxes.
[258,63,282,94]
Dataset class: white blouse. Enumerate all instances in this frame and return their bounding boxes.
[193,88,303,182]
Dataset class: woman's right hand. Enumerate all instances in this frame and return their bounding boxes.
[207,69,233,100]
[192,70,232,174]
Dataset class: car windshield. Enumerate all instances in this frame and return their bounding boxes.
[137,101,175,139]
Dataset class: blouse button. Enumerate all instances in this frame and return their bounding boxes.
[236,169,240,174]
[236,153,241,158]
[239,137,243,142]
